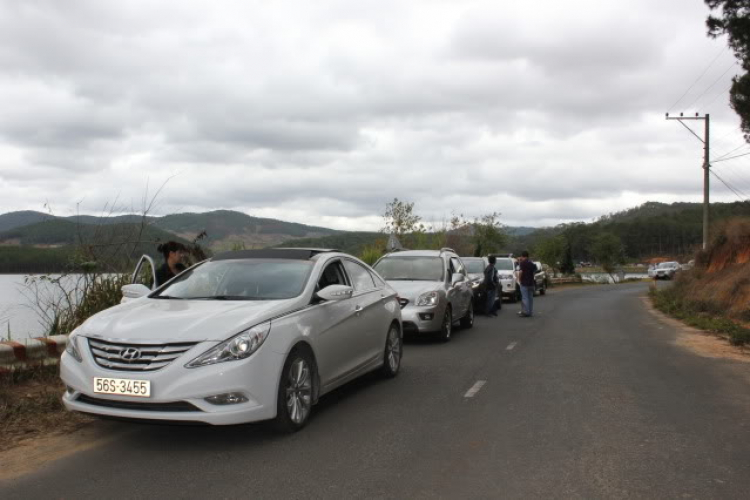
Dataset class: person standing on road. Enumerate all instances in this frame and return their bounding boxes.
[517,250,537,318]
[484,256,500,317]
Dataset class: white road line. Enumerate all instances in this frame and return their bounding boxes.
[464,380,486,398]
[506,341,518,351]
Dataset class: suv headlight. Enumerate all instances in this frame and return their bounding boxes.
[186,322,271,368]
[65,333,83,362]
[416,291,439,306]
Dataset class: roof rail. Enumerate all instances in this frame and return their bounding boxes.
[439,247,456,254]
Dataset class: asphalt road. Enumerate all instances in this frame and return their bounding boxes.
[3,283,750,499]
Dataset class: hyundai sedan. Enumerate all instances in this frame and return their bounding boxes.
[61,248,403,432]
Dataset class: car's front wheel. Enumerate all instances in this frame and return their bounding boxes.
[381,323,402,378]
[273,348,315,433]
[438,306,453,342]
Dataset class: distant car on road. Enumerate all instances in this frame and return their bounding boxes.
[649,261,681,280]
[532,261,548,295]
[493,257,520,302]
[61,248,403,432]
[373,248,474,342]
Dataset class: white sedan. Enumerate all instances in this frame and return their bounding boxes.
[61,248,403,432]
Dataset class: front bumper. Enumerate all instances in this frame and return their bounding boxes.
[499,279,516,298]
[60,340,285,425]
[400,303,446,334]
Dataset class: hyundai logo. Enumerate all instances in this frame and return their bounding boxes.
[121,347,142,361]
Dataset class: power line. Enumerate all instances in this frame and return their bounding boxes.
[712,151,750,163]
[712,139,750,162]
[702,82,734,109]
[683,61,738,110]
[710,169,748,200]
[668,46,728,112]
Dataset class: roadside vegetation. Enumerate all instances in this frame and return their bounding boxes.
[650,218,750,346]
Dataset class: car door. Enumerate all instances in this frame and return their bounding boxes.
[306,259,362,388]
[450,257,471,316]
[343,259,387,366]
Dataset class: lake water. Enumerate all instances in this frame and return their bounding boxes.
[0,274,47,341]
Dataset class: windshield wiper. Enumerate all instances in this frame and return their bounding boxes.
[190,295,261,301]
[152,295,185,300]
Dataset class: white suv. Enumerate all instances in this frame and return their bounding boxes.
[494,257,520,302]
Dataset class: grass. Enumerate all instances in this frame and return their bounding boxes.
[650,286,750,346]
[0,364,91,451]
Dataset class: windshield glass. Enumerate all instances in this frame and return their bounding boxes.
[153,259,313,300]
[495,259,515,271]
[374,257,444,281]
[463,258,485,274]
[657,262,677,269]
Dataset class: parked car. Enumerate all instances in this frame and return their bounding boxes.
[649,261,681,280]
[373,248,474,342]
[460,256,501,313]
[532,261,548,295]
[61,248,403,432]
[493,257,520,302]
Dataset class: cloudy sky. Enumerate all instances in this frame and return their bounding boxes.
[0,0,748,231]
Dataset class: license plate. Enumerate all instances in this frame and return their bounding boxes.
[93,377,151,398]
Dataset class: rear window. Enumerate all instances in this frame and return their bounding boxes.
[373,256,444,281]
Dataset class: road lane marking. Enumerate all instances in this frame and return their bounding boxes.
[464,380,486,398]
[506,341,517,351]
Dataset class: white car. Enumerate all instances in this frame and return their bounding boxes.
[61,248,403,432]
[649,261,681,280]
[494,257,520,302]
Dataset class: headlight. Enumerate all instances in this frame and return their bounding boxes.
[65,333,83,362]
[416,291,439,306]
[471,281,481,288]
[186,322,271,368]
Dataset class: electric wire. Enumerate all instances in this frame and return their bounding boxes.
[712,151,750,163]
[712,140,750,162]
[683,61,739,111]
[668,46,728,112]
[710,169,748,200]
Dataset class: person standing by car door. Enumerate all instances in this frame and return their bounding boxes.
[155,241,188,287]
[484,256,499,317]
[517,251,537,318]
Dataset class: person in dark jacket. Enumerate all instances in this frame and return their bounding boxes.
[155,241,188,287]
[517,250,538,317]
[484,256,500,317]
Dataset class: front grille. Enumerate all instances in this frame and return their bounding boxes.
[88,338,197,372]
[76,394,201,412]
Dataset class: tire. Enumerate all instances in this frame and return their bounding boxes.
[540,282,546,295]
[438,306,453,342]
[381,323,402,378]
[460,302,474,329]
[273,348,315,433]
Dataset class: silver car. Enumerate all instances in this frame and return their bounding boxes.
[373,248,474,342]
[495,257,520,302]
[61,248,403,432]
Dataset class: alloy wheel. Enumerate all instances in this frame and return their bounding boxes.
[387,326,402,373]
[286,358,312,425]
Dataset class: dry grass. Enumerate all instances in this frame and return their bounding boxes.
[0,365,91,451]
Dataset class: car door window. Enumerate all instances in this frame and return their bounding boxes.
[317,261,348,291]
[450,257,466,277]
[343,260,377,291]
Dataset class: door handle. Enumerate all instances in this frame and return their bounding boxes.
[355,305,363,315]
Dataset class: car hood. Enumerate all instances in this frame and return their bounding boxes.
[77,298,298,343]
[385,280,443,301]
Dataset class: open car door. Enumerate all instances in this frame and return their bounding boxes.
[121,255,157,304]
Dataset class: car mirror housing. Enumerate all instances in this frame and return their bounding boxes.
[121,283,151,300]
[316,284,354,302]
[451,273,465,285]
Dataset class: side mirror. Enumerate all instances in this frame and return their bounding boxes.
[451,273,465,285]
[121,284,151,301]
[316,284,354,302]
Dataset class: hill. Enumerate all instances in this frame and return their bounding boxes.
[0,211,54,232]
[279,232,382,255]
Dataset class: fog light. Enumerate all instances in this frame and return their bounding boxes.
[419,313,434,321]
[204,393,248,405]
[66,385,75,395]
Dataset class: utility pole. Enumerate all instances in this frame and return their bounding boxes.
[665,112,710,249]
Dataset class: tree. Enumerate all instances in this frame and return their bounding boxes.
[706,1,750,140]
[382,198,424,236]
[591,233,625,282]
[560,241,576,275]
[535,235,567,274]
[471,212,507,256]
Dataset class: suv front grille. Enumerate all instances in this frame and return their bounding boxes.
[88,338,197,372]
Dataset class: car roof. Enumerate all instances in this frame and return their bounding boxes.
[381,250,450,258]
[212,248,339,261]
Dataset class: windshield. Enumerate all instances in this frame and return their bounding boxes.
[657,262,678,269]
[463,258,486,274]
[153,259,313,300]
[374,256,444,281]
[495,259,515,271]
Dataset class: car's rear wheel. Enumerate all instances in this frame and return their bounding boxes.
[460,302,474,329]
[539,283,547,295]
[381,323,402,378]
[273,348,314,433]
[438,306,452,342]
